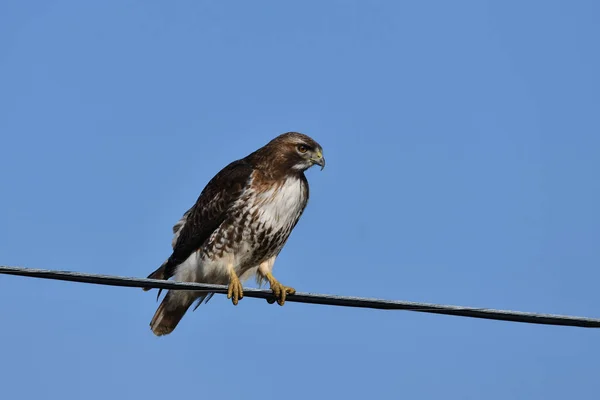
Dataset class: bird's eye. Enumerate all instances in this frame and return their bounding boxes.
[297,144,309,154]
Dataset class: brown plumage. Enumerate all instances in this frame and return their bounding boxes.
[146,132,325,335]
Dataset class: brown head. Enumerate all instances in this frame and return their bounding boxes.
[248,132,325,176]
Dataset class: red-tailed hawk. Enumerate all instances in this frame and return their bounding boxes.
[144,132,325,336]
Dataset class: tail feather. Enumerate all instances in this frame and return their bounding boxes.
[146,259,214,335]
[192,292,215,311]
[150,291,195,336]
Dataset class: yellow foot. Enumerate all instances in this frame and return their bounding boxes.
[227,270,243,306]
[265,273,295,306]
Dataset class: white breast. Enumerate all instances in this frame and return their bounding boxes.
[254,176,306,232]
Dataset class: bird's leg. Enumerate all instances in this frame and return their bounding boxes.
[227,267,243,306]
[264,272,296,306]
[257,258,296,306]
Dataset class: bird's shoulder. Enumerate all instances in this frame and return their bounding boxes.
[167,159,255,269]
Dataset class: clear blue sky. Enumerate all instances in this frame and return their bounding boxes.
[1,1,599,398]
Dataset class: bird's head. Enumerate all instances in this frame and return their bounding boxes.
[263,132,325,172]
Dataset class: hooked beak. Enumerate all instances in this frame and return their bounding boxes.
[312,150,325,170]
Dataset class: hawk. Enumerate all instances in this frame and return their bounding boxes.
[144,132,325,336]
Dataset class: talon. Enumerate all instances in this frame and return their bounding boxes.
[227,270,244,306]
[265,273,295,306]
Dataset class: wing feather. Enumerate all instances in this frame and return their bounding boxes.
[146,159,253,283]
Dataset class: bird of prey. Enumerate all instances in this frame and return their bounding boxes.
[144,132,325,336]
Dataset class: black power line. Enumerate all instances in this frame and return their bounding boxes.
[1,265,599,328]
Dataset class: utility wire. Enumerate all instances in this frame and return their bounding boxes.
[1,265,599,328]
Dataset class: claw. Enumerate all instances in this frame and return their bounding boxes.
[265,273,295,306]
[227,270,244,305]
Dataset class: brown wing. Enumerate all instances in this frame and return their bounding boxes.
[145,159,254,285]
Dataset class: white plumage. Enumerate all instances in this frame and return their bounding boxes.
[173,174,307,286]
